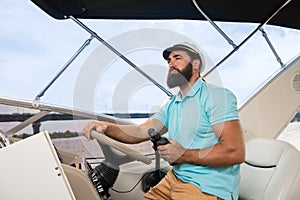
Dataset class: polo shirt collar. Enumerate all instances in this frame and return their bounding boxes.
[174,78,204,102]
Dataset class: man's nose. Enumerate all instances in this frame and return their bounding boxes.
[168,59,176,68]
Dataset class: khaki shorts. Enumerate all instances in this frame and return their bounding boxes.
[141,169,222,200]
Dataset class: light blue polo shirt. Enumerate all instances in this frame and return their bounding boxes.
[152,78,240,200]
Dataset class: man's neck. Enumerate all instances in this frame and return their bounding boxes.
[179,77,199,98]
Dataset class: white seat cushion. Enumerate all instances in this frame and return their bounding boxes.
[239,138,300,200]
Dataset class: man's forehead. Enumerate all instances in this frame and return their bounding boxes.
[167,50,191,60]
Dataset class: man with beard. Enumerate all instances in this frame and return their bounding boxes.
[83,42,245,200]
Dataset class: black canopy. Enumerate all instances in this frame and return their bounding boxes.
[31,0,300,30]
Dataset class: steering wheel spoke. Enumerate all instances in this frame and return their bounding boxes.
[91,130,151,165]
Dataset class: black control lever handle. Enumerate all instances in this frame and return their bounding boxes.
[148,128,170,150]
[148,128,174,166]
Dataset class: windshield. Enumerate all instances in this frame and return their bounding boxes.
[1,1,300,116]
[1,1,300,157]
[0,1,300,113]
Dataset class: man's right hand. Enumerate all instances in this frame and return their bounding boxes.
[82,121,108,140]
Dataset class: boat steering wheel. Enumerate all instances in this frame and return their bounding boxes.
[91,130,151,165]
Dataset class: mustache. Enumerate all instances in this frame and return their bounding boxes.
[169,67,180,73]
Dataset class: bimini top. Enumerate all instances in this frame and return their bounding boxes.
[31,0,300,30]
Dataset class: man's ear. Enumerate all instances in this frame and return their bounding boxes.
[192,59,201,70]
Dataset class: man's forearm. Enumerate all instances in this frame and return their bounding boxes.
[178,143,245,167]
[104,122,149,144]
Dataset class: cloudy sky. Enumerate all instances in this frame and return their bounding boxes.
[1,0,300,116]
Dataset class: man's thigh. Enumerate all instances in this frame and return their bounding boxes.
[141,170,219,200]
[172,180,218,200]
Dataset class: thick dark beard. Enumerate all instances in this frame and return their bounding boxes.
[167,63,193,88]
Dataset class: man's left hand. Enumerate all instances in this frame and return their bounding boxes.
[157,139,185,164]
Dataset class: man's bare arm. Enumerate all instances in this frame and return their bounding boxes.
[82,118,167,144]
[158,120,245,167]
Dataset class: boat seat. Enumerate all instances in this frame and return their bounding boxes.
[62,164,102,200]
[239,138,300,200]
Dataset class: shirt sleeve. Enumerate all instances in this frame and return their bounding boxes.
[150,101,170,129]
[205,87,239,125]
